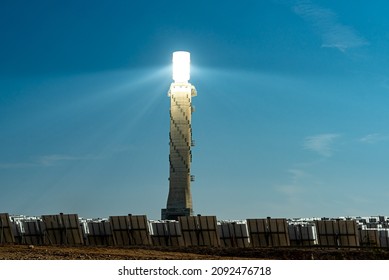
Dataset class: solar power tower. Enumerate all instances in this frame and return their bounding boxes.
[161,51,197,220]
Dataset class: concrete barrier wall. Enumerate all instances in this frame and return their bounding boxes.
[150,220,184,247]
[218,222,249,248]
[5,213,389,249]
[288,224,317,246]
[315,220,359,247]
[0,213,15,244]
[247,218,290,247]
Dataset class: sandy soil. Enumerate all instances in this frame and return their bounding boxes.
[1,245,389,260]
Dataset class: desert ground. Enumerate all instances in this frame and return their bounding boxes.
[1,245,389,260]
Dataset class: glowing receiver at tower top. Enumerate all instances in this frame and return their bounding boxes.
[172,51,190,83]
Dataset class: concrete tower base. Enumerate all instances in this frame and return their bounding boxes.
[161,208,192,220]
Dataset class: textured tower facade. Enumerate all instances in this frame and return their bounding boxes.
[162,51,197,220]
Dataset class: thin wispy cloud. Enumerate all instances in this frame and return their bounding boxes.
[288,168,307,183]
[293,0,369,52]
[359,133,389,144]
[0,154,100,169]
[0,162,37,169]
[0,144,133,170]
[37,154,100,166]
[303,133,340,157]
[276,184,302,196]
[275,168,306,195]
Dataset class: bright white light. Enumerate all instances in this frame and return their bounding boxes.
[172,51,190,83]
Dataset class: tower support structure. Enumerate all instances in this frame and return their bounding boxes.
[162,51,196,220]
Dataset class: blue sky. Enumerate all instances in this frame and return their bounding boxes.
[1,0,389,220]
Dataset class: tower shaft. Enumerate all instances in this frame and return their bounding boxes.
[162,82,196,220]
